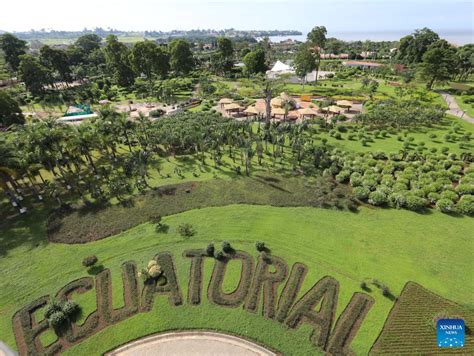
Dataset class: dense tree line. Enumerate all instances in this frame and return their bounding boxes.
[0,111,335,215]
[0,33,197,97]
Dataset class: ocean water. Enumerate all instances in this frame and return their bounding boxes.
[265,30,473,45]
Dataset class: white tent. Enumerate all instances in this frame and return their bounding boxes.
[270,60,292,73]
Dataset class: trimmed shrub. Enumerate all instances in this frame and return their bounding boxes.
[62,301,80,318]
[82,255,98,268]
[456,184,474,196]
[214,250,225,261]
[48,311,67,328]
[362,177,378,191]
[427,192,440,204]
[222,241,233,253]
[456,195,474,215]
[382,286,392,298]
[178,223,195,238]
[436,198,455,213]
[353,186,370,200]
[255,241,266,252]
[404,194,427,211]
[206,243,215,257]
[336,170,351,183]
[368,190,388,206]
[44,301,62,319]
[440,190,459,202]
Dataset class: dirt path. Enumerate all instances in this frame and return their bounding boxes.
[106,331,277,356]
[439,91,474,124]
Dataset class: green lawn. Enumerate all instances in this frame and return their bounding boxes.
[0,205,472,355]
[318,115,474,154]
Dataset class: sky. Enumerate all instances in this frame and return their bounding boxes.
[1,0,473,40]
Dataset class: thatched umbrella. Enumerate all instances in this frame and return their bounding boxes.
[244,106,259,116]
[336,100,353,108]
[219,98,233,104]
[298,107,318,118]
[270,97,284,108]
[272,107,286,117]
[219,98,233,108]
[321,105,344,114]
[224,103,242,111]
[336,100,353,112]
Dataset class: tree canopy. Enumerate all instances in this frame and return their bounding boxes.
[0,33,27,72]
[129,41,170,80]
[397,28,439,64]
[169,39,194,75]
[0,91,24,127]
[243,48,267,75]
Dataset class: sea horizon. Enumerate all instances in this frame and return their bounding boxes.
[266,29,473,45]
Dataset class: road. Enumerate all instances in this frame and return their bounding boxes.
[439,91,474,124]
[106,331,276,356]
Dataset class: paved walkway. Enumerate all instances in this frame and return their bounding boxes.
[106,331,277,356]
[439,91,474,124]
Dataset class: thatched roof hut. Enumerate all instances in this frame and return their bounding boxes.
[244,106,259,115]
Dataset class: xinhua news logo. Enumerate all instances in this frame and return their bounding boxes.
[437,319,465,348]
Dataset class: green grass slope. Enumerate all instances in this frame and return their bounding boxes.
[1,205,472,355]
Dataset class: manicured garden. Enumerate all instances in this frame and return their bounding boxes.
[2,204,473,355]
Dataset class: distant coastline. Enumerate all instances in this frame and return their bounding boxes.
[267,30,473,45]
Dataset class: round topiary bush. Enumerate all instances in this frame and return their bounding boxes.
[48,311,67,329]
[44,301,62,319]
[255,241,266,252]
[62,301,80,318]
[82,255,98,268]
[214,250,225,261]
[436,198,455,213]
[178,223,195,238]
[222,241,232,253]
[440,190,459,202]
[353,186,370,200]
[404,194,427,211]
[336,170,351,183]
[456,195,474,215]
[368,190,388,206]
[206,243,215,257]
[456,184,474,196]
[388,192,407,209]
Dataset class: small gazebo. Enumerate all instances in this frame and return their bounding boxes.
[244,106,260,116]
[321,105,344,115]
[336,100,353,112]
[224,103,242,114]
[271,107,286,120]
[219,98,234,108]
[298,107,318,119]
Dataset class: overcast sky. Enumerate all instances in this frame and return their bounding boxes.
[2,0,473,35]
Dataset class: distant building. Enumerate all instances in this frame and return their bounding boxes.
[321,53,349,59]
[342,61,383,70]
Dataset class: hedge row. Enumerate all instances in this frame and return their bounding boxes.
[95,262,140,324]
[326,292,375,354]
[244,255,288,320]
[12,295,63,355]
[285,276,339,350]
[141,252,183,311]
[275,263,308,323]
[207,251,254,307]
[183,249,208,305]
[55,277,99,344]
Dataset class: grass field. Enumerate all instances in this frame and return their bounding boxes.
[318,115,474,154]
[1,204,473,355]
